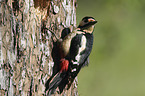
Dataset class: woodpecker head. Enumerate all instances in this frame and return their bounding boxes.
[78,16,97,33]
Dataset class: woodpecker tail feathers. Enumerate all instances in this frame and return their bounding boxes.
[47,72,62,95]
[46,59,69,95]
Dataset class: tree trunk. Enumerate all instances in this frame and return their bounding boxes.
[0,0,78,95]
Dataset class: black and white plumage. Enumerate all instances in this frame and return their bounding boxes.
[45,16,97,95]
[69,32,93,72]
[65,16,97,76]
[65,17,97,89]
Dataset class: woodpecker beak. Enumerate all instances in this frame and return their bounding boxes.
[88,18,97,25]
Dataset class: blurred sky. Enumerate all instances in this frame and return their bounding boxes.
[76,0,145,96]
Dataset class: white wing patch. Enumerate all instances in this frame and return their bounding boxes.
[75,35,87,62]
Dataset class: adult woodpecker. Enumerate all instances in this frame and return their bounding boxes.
[45,16,97,95]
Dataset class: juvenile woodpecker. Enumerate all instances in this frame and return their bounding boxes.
[45,16,97,95]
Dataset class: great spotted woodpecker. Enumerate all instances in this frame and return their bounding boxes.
[45,16,97,95]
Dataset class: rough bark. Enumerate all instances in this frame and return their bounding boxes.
[0,0,78,95]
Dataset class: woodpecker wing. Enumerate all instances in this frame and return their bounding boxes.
[69,34,82,61]
[78,33,93,66]
[69,33,93,69]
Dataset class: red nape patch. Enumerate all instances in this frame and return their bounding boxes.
[60,59,69,72]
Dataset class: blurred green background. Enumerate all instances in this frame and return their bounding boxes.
[76,0,145,96]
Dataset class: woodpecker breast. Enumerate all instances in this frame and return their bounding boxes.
[60,29,83,57]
